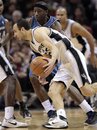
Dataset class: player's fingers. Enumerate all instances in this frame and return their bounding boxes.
[43,63,49,68]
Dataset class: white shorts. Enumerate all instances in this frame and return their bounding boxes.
[0,51,14,83]
[50,64,73,90]
[51,47,91,89]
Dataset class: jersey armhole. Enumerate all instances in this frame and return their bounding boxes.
[48,28,52,37]
[71,23,75,38]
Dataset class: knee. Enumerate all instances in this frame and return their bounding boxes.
[48,89,55,99]
[3,75,16,94]
[48,86,58,98]
[80,84,95,97]
[6,74,16,83]
[81,90,94,97]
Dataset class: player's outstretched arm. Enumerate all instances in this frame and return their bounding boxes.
[0,29,14,47]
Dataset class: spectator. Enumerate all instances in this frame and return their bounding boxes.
[12,10,22,24]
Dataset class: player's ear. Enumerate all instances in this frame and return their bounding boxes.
[21,27,25,31]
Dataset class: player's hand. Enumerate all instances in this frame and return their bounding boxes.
[90,54,97,68]
[7,54,14,62]
[43,57,55,73]
[38,77,48,85]
[9,29,14,39]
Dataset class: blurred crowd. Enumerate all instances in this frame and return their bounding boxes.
[1,0,97,109]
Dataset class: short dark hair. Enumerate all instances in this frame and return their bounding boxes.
[17,18,30,30]
[34,1,48,10]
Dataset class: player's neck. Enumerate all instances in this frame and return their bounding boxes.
[37,16,48,26]
[61,20,68,30]
[25,29,32,41]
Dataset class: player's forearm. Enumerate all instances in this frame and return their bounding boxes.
[0,30,14,47]
[87,36,95,55]
[86,34,95,55]
[51,46,59,63]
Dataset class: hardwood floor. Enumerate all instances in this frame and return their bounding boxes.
[0,108,97,130]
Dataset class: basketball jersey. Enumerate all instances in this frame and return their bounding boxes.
[0,16,6,54]
[31,27,74,64]
[31,27,92,84]
[63,19,90,59]
[0,16,14,80]
[31,16,57,29]
[63,19,74,39]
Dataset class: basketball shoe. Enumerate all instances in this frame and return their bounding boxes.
[43,115,68,129]
[19,103,32,118]
[1,118,28,128]
[84,111,97,125]
[47,110,57,118]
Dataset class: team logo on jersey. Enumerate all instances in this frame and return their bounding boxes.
[38,43,51,56]
[81,73,87,80]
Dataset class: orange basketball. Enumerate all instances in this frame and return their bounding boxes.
[30,56,54,78]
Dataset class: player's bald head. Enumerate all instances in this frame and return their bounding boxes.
[56,7,67,15]
[56,7,68,23]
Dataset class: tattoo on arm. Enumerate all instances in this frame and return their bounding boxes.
[51,20,62,32]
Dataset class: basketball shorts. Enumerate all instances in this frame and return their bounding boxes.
[51,47,91,89]
[0,51,14,83]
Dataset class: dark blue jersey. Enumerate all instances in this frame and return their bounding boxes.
[31,16,57,29]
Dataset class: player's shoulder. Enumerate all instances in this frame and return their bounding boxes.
[1,16,9,26]
[49,16,57,21]
[5,19,9,24]
[33,27,51,42]
[0,15,8,22]
[34,26,50,35]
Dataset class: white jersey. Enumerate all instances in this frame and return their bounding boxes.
[63,19,74,39]
[63,19,90,60]
[31,27,74,64]
[30,27,91,88]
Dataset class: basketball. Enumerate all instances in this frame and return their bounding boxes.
[30,56,54,78]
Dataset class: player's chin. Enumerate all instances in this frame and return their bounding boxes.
[17,37,22,41]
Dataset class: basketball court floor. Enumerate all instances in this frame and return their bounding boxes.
[0,108,97,130]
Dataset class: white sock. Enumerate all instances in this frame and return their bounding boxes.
[41,100,55,113]
[79,100,94,113]
[57,109,67,118]
[5,106,14,119]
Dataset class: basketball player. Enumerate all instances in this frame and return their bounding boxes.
[56,7,96,63]
[46,7,97,127]
[0,7,31,118]
[28,1,97,125]
[13,19,97,128]
[28,1,60,118]
[48,6,97,123]
[2,1,97,127]
[0,1,28,128]
[2,0,97,126]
